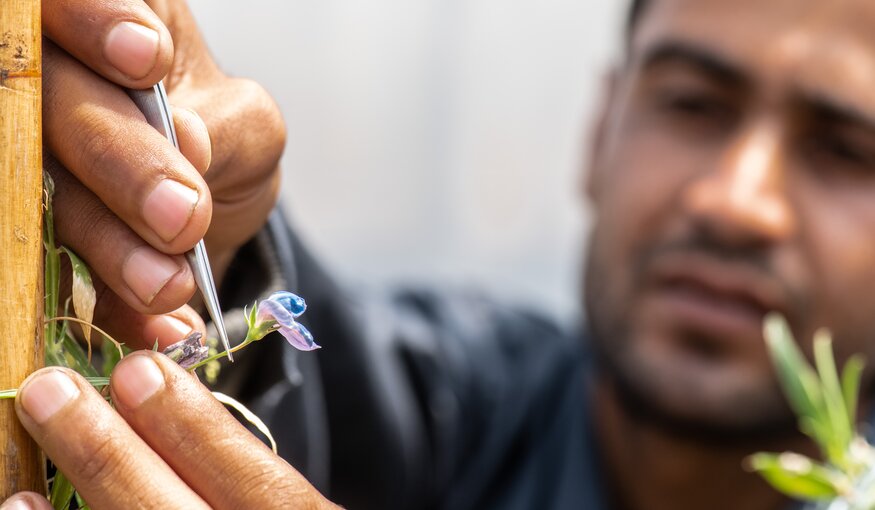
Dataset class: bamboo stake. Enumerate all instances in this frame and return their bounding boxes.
[0,0,45,498]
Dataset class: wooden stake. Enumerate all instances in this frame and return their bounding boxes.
[0,0,45,498]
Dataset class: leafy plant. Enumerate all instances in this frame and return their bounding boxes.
[751,314,875,509]
[1,175,314,509]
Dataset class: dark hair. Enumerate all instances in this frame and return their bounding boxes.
[627,0,649,39]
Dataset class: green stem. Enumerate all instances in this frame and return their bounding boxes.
[188,333,258,371]
[43,173,60,348]
[0,377,110,399]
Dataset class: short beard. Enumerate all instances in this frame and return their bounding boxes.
[583,236,798,445]
[590,338,798,445]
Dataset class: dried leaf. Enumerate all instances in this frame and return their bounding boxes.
[61,248,96,347]
[212,391,277,454]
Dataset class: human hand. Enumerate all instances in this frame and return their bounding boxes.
[1,351,335,509]
[42,0,286,349]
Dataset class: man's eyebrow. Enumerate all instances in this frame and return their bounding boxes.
[801,90,875,134]
[639,41,748,88]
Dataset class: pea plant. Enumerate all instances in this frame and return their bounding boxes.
[0,174,318,509]
[752,314,875,509]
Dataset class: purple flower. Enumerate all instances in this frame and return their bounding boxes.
[255,291,319,351]
[162,331,210,369]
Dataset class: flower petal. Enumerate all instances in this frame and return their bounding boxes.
[268,291,307,317]
[257,299,295,328]
[278,322,320,351]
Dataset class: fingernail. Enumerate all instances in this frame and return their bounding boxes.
[143,315,193,347]
[104,22,160,80]
[112,355,165,408]
[19,371,80,425]
[123,247,184,306]
[0,497,35,510]
[142,179,199,243]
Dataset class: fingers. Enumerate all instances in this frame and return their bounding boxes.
[44,41,212,256]
[15,368,210,510]
[42,0,174,87]
[110,352,333,509]
[174,107,212,175]
[0,492,53,510]
[48,156,196,313]
[83,291,207,352]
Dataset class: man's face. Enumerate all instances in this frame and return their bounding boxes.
[586,0,875,432]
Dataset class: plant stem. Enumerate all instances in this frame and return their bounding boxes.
[188,333,256,371]
[0,377,110,400]
[44,317,124,360]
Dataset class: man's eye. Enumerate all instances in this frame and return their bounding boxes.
[806,133,874,167]
[658,91,732,121]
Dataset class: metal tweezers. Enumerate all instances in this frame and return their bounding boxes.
[127,82,233,362]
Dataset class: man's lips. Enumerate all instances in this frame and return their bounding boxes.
[641,253,786,339]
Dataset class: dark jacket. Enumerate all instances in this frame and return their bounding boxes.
[214,209,605,510]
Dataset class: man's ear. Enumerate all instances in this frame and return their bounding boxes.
[583,69,620,203]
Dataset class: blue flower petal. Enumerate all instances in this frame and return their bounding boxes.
[278,322,320,351]
[268,291,307,317]
[257,299,295,328]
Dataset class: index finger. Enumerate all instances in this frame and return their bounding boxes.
[42,0,174,87]
[14,367,209,509]
[110,352,336,509]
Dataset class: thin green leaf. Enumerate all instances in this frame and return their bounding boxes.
[842,355,865,427]
[0,389,16,399]
[246,301,258,330]
[60,247,96,346]
[813,331,852,463]
[797,416,832,458]
[764,315,828,445]
[102,339,124,378]
[748,452,845,501]
[84,377,110,388]
[74,490,89,510]
[58,332,100,378]
[43,172,61,348]
[49,469,75,510]
[213,391,277,454]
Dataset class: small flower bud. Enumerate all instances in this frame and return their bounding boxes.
[162,331,210,369]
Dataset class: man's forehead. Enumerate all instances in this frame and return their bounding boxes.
[631,0,875,108]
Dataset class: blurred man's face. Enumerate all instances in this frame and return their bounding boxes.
[586,0,875,433]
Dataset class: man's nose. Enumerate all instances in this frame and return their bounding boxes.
[682,122,795,245]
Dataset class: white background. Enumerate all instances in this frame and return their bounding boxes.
[188,0,626,324]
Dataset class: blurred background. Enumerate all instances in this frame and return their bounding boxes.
[187,0,626,325]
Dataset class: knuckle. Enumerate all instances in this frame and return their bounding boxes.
[162,417,208,464]
[75,432,127,486]
[68,200,118,253]
[226,460,310,509]
[229,77,287,169]
[75,117,127,181]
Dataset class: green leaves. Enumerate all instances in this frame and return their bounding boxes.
[753,313,874,507]
[749,452,845,500]
[762,314,858,467]
[49,470,75,510]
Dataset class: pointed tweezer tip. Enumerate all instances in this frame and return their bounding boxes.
[218,330,234,363]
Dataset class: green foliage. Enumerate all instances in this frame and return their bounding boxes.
[42,172,60,349]
[754,314,875,509]
[48,471,75,510]
[25,180,274,508]
[101,339,127,379]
